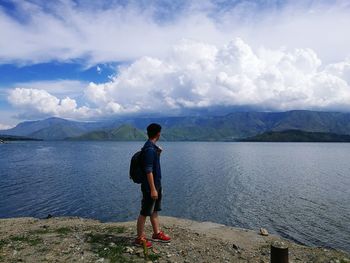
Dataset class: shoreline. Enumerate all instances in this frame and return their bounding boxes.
[0,216,349,262]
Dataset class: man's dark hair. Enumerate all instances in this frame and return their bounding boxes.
[147,123,162,138]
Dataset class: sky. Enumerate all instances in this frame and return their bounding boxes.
[1,0,350,128]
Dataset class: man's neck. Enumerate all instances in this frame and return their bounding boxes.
[149,138,157,144]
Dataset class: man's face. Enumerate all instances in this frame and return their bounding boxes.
[155,132,161,141]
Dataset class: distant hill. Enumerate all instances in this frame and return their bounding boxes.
[241,130,350,142]
[2,110,350,141]
[0,135,42,141]
[122,110,350,141]
[69,125,147,141]
[0,117,108,140]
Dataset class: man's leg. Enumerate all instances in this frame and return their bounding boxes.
[137,214,147,238]
[150,211,160,235]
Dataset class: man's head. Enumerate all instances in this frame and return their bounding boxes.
[147,123,162,140]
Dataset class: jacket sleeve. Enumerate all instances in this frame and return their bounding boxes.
[143,148,155,174]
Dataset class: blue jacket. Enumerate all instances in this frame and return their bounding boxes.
[141,140,162,191]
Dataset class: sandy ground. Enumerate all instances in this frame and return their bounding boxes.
[0,216,349,263]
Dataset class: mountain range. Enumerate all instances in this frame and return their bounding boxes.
[241,129,350,142]
[1,110,350,141]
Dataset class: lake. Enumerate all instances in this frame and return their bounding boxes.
[0,141,349,252]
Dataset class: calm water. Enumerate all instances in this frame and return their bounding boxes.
[0,141,349,252]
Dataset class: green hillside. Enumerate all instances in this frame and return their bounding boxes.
[69,125,147,141]
[0,135,41,141]
[241,129,350,142]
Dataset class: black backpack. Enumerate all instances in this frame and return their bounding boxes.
[129,150,144,184]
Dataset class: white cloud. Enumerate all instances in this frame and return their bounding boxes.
[8,80,87,97]
[7,88,96,119]
[0,1,349,65]
[0,123,14,130]
[83,38,350,114]
[7,38,350,119]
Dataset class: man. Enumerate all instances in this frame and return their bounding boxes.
[134,123,171,248]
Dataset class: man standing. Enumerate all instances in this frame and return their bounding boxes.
[135,123,171,247]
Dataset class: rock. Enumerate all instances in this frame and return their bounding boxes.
[152,247,160,254]
[96,258,104,262]
[109,242,116,247]
[46,214,53,219]
[124,247,134,254]
[135,248,144,257]
[166,254,172,258]
[260,228,269,236]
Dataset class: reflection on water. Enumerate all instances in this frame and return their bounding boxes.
[0,141,349,252]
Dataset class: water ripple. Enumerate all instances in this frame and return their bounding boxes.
[0,141,349,252]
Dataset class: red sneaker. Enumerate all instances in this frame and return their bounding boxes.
[152,231,171,243]
[134,236,152,248]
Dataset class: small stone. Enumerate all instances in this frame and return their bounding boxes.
[260,228,269,236]
[96,258,104,262]
[46,214,53,219]
[232,243,239,250]
[135,248,144,256]
[124,247,134,254]
[13,250,18,256]
[167,254,172,258]
[109,242,116,247]
[152,247,160,254]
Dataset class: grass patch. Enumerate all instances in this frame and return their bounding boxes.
[106,226,126,234]
[54,227,72,235]
[29,228,49,235]
[86,233,134,263]
[10,235,42,246]
[148,253,161,261]
[27,237,42,246]
[0,239,8,250]
[10,236,28,242]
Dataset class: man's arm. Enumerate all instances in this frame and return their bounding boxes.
[146,172,158,200]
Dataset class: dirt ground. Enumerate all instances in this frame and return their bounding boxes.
[0,216,349,263]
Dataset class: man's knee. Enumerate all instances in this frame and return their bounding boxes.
[151,211,158,218]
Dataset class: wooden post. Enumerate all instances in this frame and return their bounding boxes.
[271,241,288,263]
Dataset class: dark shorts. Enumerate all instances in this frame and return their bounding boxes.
[140,186,162,217]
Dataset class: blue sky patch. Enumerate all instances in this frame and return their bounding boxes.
[0,62,119,88]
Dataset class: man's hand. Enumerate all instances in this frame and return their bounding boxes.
[151,189,158,200]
